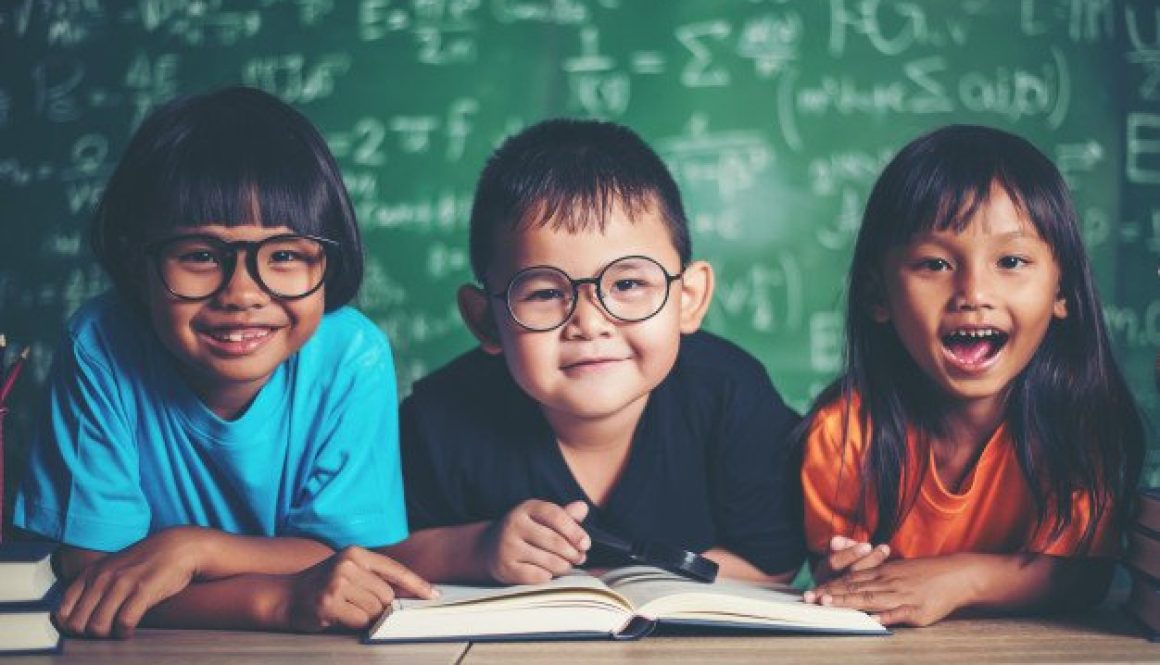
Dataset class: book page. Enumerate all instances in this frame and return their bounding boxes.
[600,566,885,632]
[369,571,637,641]
[394,571,631,613]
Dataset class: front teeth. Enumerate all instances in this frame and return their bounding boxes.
[951,328,1001,338]
[210,329,271,343]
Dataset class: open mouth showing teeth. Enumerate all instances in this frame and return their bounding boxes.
[941,328,1008,365]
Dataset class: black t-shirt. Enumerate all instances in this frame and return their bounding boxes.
[400,330,805,575]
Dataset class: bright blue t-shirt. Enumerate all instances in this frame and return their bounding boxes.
[14,292,407,552]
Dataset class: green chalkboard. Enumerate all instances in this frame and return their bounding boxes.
[2,1,1159,503]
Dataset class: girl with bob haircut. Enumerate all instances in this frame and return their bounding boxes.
[15,86,434,638]
[799,124,1143,626]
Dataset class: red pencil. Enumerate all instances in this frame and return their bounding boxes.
[0,347,28,404]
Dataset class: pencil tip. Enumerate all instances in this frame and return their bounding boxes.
[18,347,29,359]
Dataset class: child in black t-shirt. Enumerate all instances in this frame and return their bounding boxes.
[386,119,804,584]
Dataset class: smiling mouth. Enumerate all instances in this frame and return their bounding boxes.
[199,326,278,356]
[562,358,623,371]
[941,328,1009,368]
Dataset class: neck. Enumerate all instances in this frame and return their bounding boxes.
[541,394,649,454]
[936,393,1007,448]
[185,372,264,421]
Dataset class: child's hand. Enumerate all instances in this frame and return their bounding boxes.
[806,554,976,626]
[806,535,891,590]
[281,546,437,632]
[56,527,207,638]
[481,499,591,584]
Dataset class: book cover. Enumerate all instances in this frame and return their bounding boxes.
[365,566,888,644]
[1125,570,1160,642]
[1127,529,1160,582]
[1138,487,1160,535]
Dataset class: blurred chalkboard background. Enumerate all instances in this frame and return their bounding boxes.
[1,1,1158,524]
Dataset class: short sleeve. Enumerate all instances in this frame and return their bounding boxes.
[281,325,408,549]
[800,401,874,556]
[711,366,806,575]
[14,332,150,551]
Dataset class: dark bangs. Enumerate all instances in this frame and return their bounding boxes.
[469,118,690,283]
[865,125,1077,264]
[91,87,363,310]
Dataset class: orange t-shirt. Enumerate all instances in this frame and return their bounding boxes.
[801,393,1117,559]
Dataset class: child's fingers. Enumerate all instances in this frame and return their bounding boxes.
[58,573,112,635]
[521,520,585,564]
[324,601,375,631]
[527,510,589,560]
[819,584,901,612]
[516,541,576,577]
[529,503,591,552]
[829,535,856,551]
[848,544,891,572]
[359,550,438,600]
[870,604,919,626]
[563,500,589,524]
[56,575,88,622]
[827,541,873,571]
[335,576,389,624]
[84,578,136,638]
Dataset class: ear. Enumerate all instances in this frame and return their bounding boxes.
[869,302,891,323]
[457,284,504,355]
[676,260,714,334]
[1053,291,1068,320]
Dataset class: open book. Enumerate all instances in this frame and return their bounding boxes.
[366,566,887,643]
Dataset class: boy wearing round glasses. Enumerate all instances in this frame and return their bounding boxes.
[387,119,804,585]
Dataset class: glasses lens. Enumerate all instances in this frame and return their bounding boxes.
[599,257,671,321]
[507,268,574,331]
[255,237,329,297]
[156,237,228,299]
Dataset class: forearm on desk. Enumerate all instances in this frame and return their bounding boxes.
[382,522,492,583]
[142,574,298,631]
[960,553,1114,612]
[56,528,334,581]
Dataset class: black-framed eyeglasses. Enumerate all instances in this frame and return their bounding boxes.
[144,233,338,301]
[491,255,684,332]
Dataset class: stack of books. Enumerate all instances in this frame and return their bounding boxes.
[0,541,60,654]
[1126,487,1160,641]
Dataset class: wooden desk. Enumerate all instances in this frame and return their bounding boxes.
[4,604,1155,663]
[464,606,1159,664]
[4,630,467,665]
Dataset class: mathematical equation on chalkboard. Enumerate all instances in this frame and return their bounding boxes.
[0,0,1157,447]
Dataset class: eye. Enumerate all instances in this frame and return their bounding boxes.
[916,258,951,272]
[269,250,306,264]
[521,288,566,303]
[998,255,1029,269]
[610,278,648,293]
[177,250,218,265]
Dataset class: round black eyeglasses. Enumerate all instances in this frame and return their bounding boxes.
[144,233,338,301]
[491,255,684,332]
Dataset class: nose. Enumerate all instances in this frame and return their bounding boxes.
[953,263,994,311]
[214,254,269,310]
[563,283,614,339]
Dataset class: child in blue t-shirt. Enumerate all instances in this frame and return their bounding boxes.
[14,86,434,637]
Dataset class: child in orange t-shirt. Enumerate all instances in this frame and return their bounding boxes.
[799,125,1144,627]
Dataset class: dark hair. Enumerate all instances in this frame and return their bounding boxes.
[804,124,1144,553]
[90,86,363,311]
[467,118,690,284]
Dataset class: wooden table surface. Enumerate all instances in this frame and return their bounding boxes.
[6,600,1157,663]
